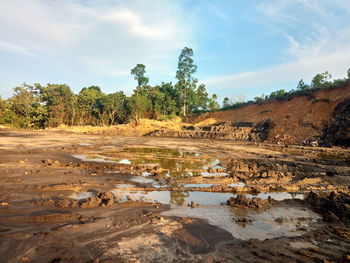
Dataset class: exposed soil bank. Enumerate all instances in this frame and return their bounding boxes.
[186,84,350,146]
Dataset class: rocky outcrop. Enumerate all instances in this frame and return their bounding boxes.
[227,194,272,209]
[305,191,350,225]
[321,99,350,147]
[79,191,115,208]
[35,191,115,209]
[146,120,272,142]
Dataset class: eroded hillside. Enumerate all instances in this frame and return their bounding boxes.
[180,84,350,146]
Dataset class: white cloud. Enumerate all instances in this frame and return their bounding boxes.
[0,0,194,77]
[205,46,350,90]
[205,1,350,96]
[0,41,36,57]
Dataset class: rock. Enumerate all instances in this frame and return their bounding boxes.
[235,217,252,223]
[79,191,115,208]
[79,197,101,208]
[188,201,198,208]
[227,194,270,209]
[275,217,284,223]
[56,199,71,208]
[305,191,350,224]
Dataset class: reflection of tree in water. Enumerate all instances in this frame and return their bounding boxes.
[103,147,219,178]
[170,190,189,206]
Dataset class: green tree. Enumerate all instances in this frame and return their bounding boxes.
[77,86,104,125]
[175,47,198,116]
[98,92,126,125]
[296,79,309,91]
[223,97,230,108]
[208,94,220,111]
[158,82,178,116]
[310,71,332,89]
[347,68,350,79]
[36,84,77,127]
[130,64,150,122]
[8,84,47,128]
[131,64,149,88]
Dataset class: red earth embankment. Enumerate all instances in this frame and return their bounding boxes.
[191,84,350,145]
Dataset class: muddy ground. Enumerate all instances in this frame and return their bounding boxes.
[0,128,349,263]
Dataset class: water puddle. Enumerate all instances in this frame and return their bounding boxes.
[203,159,225,170]
[142,171,152,176]
[115,184,137,188]
[162,206,320,240]
[111,189,305,206]
[72,154,116,163]
[201,172,229,177]
[129,176,158,184]
[228,182,246,187]
[118,159,132,165]
[101,147,225,179]
[69,191,95,200]
[183,184,214,188]
[111,190,233,206]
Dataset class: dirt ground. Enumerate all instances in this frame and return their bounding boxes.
[0,128,349,263]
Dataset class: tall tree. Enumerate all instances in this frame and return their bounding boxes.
[131,64,149,88]
[208,94,220,111]
[77,86,104,125]
[36,84,77,127]
[130,64,150,122]
[296,79,309,91]
[311,71,332,89]
[175,47,197,116]
[97,92,126,125]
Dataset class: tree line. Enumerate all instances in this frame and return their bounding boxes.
[0,47,219,129]
[222,69,350,110]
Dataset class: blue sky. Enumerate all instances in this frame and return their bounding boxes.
[1,0,350,103]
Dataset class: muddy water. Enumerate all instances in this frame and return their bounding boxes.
[162,206,320,240]
[111,189,304,206]
[72,154,116,163]
[101,147,225,178]
[69,191,96,199]
[74,146,314,241]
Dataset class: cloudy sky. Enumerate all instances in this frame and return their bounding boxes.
[1,0,349,101]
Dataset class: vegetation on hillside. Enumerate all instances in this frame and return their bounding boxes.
[221,68,350,110]
[0,47,219,129]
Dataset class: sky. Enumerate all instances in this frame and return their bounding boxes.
[1,0,350,102]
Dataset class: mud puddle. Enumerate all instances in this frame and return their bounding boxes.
[72,154,117,163]
[69,191,96,199]
[111,189,304,206]
[162,206,320,240]
[101,147,226,178]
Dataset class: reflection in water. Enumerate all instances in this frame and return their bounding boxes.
[69,191,95,200]
[101,147,225,179]
[228,182,246,187]
[71,154,116,163]
[111,189,305,206]
[170,191,190,206]
[183,184,214,188]
[162,206,321,240]
[112,190,234,206]
[129,176,157,184]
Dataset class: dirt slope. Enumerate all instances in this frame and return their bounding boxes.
[191,84,350,145]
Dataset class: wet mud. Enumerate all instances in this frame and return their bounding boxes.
[0,129,349,262]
